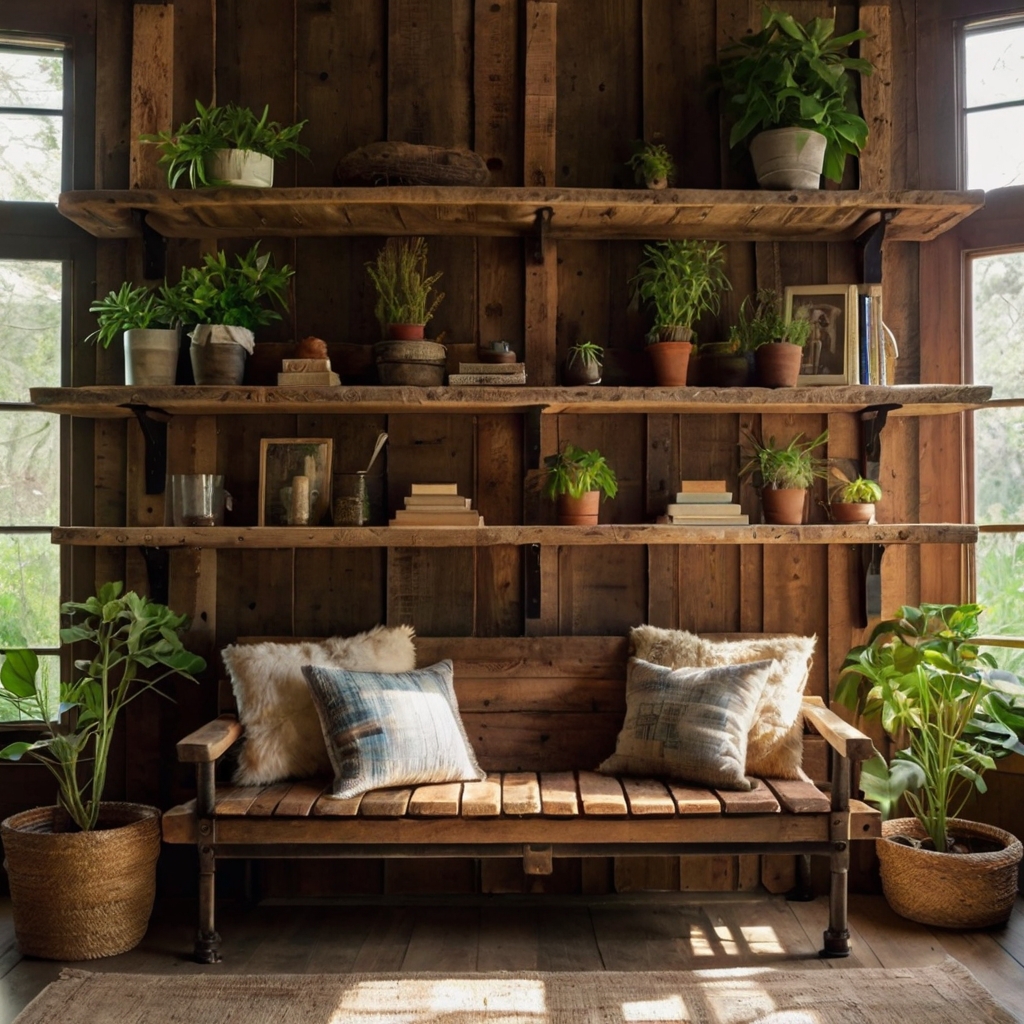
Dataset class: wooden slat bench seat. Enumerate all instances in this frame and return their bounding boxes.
[165,635,880,964]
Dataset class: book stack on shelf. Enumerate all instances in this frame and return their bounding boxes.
[658,480,749,526]
[447,362,526,387]
[390,483,485,526]
[277,357,340,387]
[856,284,896,385]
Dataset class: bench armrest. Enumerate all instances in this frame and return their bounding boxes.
[801,697,875,763]
[177,714,243,763]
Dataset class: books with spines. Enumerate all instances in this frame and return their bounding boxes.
[410,483,459,495]
[282,358,332,372]
[449,367,526,386]
[673,491,737,504]
[658,514,750,526]
[458,362,522,374]
[667,503,742,516]
[392,509,484,526]
[679,480,728,493]
[277,371,340,386]
[858,293,871,385]
[404,495,472,507]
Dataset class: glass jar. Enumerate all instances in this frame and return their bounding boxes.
[333,471,371,526]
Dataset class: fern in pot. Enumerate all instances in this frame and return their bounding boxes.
[836,603,1024,928]
[739,429,828,524]
[544,443,618,525]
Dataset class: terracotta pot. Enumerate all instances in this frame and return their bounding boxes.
[563,355,602,386]
[830,501,875,524]
[649,341,693,386]
[748,127,827,190]
[557,491,600,526]
[387,323,426,340]
[761,487,807,525]
[124,328,180,386]
[700,352,751,387]
[755,342,803,388]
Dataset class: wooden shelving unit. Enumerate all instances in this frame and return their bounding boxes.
[56,186,984,243]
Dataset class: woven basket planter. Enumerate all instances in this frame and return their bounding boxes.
[2,802,161,960]
[878,817,1022,929]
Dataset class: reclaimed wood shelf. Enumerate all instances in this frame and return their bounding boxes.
[51,524,980,548]
[30,383,993,418]
[56,186,984,243]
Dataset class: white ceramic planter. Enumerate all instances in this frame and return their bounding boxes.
[749,128,827,190]
[124,328,180,386]
[207,149,274,187]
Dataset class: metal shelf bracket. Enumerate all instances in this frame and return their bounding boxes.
[530,206,553,265]
[140,546,170,605]
[129,405,168,495]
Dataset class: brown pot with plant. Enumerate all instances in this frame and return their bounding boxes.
[829,468,881,523]
[740,429,829,525]
[730,288,813,387]
[563,340,603,386]
[544,443,618,526]
[626,140,676,190]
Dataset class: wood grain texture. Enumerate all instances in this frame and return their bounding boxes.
[129,3,173,189]
[462,775,503,817]
[408,783,463,817]
[859,5,894,192]
[539,772,579,816]
[578,772,628,816]
[502,772,543,816]
[524,1,557,187]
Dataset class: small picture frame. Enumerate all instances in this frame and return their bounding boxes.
[784,284,860,385]
[258,438,334,527]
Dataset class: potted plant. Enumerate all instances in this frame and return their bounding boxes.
[632,239,730,386]
[699,334,751,387]
[173,242,294,385]
[835,603,1024,928]
[730,289,813,387]
[563,340,604,386]
[716,7,872,189]
[141,100,309,188]
[366,237,447,386]
[626,140,676,190]
[85,281,192,387]
[0,582,205,960]
[739,429,828,524]
[544,443,618,525]
[829,468,881,523]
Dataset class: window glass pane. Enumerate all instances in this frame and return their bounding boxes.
[0,533,59,647]
[965,24,1024,107]
[0,412,59,526]
[977,535,1024,669]
[0,653,58,723]
[966,107,1024,190]
[0,49,62,109]
[0,112,62,201]
[0,259,62,401]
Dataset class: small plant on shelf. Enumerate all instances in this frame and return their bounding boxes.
[730,288,812,388]
[544,443,618,526]
[366,237,445,341]
[626,140,676,189]
[739,429,828,525]
[564,339,604,387]
[828,467,881,524]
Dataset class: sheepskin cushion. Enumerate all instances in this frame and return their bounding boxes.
[598,657,775,791]
[303,660,486,799]
[630,625,816,779]
[224,625,416,786]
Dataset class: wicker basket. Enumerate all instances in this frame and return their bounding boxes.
[877,817,1022,929]
[1,802,161,960]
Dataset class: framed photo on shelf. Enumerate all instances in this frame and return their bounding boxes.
[784,284,859,385]
[258,438,334,527]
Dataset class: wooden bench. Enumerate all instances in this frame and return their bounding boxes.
[164,636,880,963]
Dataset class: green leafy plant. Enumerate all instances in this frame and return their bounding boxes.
[566,340,604,370]
[835,603,1024,852]
[830,468,882,504]
[544,443,618,501]
[716,6,873,183]
[0,582,206,832]
[632,240,731,345]
[84,283,176,348]
[141,100,309,188]
[365,237,445,331]
[171,243,294,331]
[729,288,813,353]
[740,429,829,489]
[626,140,676,186]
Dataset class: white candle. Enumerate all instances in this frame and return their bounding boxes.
[291,475,310,525]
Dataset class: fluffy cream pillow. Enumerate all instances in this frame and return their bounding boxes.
[224,625,416,785]
[629,625,816,779]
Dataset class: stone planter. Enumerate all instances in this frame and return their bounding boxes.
[375,339,446,386]
[749,128,827,190]
[207,148,274,187]
[189,325,253,385]
[124,328,180,386]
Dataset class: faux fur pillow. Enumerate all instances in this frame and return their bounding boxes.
[224,625,416,785]
[629,625,816,779]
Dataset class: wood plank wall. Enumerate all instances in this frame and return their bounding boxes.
[51,0,961,896]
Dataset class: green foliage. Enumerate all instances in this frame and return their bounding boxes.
[626,141,676,186]
[632,240,730,343]
[835,475,882,504]
[544,443,618,502]
[835,603,1024,852]
[729,288,812,352]
[84,282,184,348]
[0,582,206,831]
[170,243,294,331]
[716,5,872,183]
[739,429,828,489]
[566,340,604,370]
[140,100,309,189]
[365,238,444,331]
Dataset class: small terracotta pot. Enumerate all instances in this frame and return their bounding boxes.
[649,341,693,386]
[761,487,807,525]
[558,491,600,526]
[387,323,426,341]
[831,501,875,524]
[755,342,803,388]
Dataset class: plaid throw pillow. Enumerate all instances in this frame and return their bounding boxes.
[598,657,775,791]
[302,659,486,800]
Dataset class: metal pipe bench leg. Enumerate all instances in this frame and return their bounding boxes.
[194,762,221,964]
[821,749,851,958]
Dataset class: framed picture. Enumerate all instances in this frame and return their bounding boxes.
[258,438,334,527]
[784,284,860,385]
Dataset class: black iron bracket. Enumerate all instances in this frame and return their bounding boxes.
[859,403,900,481]
[857,212,891,285]
[136,211,168,281]
[129,405,168,495]
[524,405,544,471]
[525,544,541,620]
[530,206,553,265]
[857,542,885,626]
[140,547,170,605]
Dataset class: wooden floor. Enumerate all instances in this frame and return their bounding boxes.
[3,893,1024,1022]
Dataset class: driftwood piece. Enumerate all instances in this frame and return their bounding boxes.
[334,141,490,186]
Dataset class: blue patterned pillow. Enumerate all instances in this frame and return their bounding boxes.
[302,659,486,799]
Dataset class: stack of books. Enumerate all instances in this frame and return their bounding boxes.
[660,480,749,526]
[390,483,485,526]
[856,284,896,385]
[448,362,526,387]
[277,357,340,386]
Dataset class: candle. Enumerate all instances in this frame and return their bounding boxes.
[291,475,310,525]
[304,454,317,480]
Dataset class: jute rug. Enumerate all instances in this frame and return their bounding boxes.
[13,957,1016,1024]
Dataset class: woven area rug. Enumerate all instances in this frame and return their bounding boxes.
[13,957,1016,1023]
